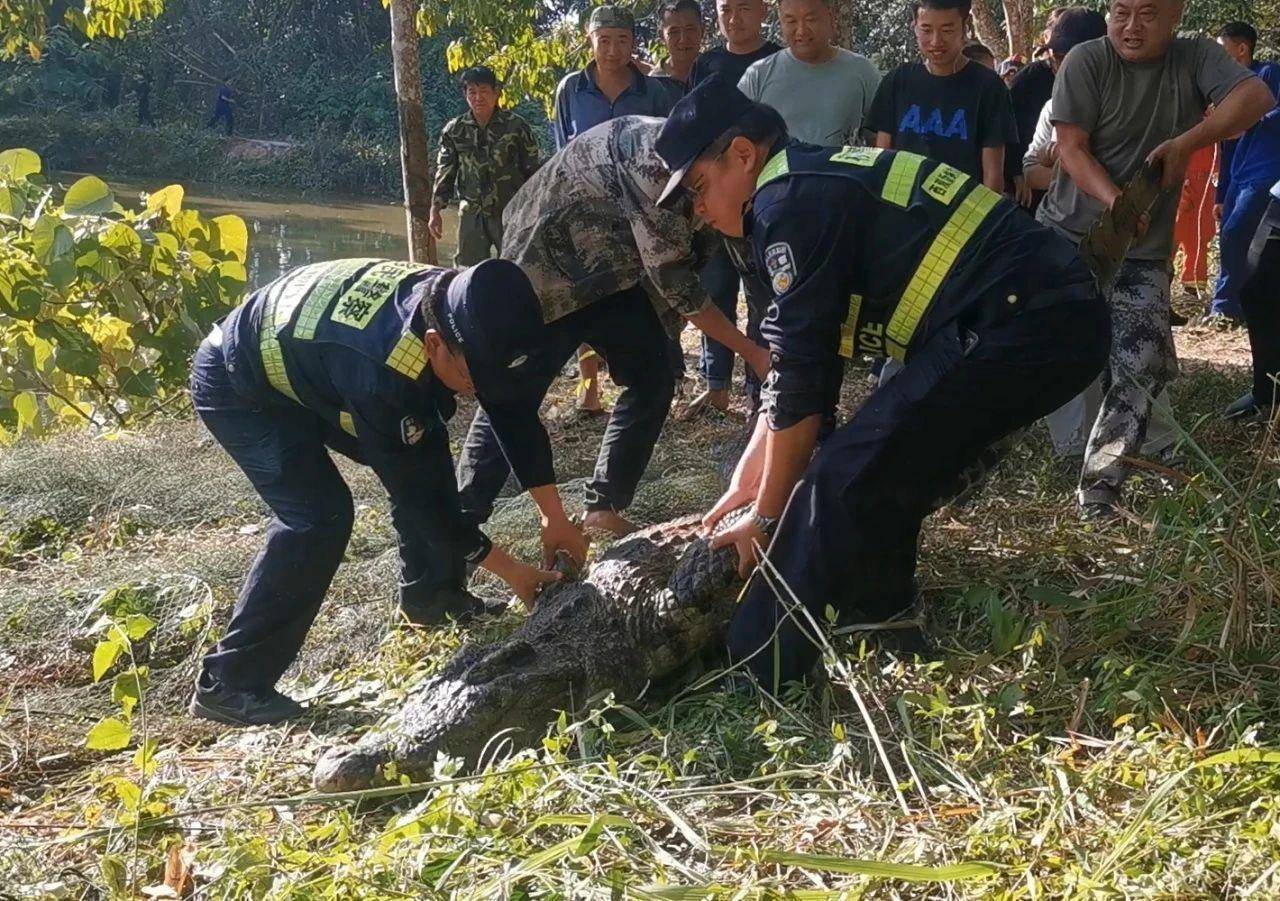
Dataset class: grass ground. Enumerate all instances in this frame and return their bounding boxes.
[1,316,1279,899]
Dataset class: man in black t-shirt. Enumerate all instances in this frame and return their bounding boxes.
[684,0,782,416]
[867,0,1016,192]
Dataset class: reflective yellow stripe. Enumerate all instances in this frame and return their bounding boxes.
[838,294,864,358]
[385,329,427,379]
[881,152,925,207]
[330,260,429,330]
[829,146,882,167]
[756,151,789,189]
[920,164,970,206]
[294,258,379,340]
[339,411,356,436]
[885,185,1001,360]
[259,264,333,403]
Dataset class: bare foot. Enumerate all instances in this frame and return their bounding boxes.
[583,509,637,537]
[677,388,730,421]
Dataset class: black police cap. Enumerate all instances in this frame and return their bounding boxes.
[443,259,545,387]
[655,73,755,209]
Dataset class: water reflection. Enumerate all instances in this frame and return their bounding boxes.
[85,175,459,287]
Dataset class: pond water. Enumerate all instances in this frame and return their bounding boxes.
[93,176,459,288]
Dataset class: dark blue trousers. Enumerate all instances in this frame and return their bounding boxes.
[698,246,768,402]
[456,286,676,521]
[190,338,461,691]
[727,293,1111,688]
[1214,180,1274,319]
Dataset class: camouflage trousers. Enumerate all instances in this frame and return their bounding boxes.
[454,201,503,267]
[1079,260,1179,505]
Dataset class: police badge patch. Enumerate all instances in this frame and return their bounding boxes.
[400,416,426,446]
[764,242,796,295]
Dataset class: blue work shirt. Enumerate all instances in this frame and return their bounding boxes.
[551,63,676,149]
[1221,61,1280,197]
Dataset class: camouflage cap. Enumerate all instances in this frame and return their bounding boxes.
[588,5,636,32]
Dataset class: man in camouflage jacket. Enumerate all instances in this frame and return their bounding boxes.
[453,114,770,540]
[430,66,541,266]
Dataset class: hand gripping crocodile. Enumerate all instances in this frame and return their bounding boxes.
[314,515,745,792]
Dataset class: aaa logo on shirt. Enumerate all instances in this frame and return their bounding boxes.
[897,105,970,141]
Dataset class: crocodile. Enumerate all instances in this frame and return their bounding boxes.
[313,514,744,792]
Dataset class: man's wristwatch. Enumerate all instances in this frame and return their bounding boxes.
[747,506,779,536]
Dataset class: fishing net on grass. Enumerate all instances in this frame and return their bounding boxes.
[0,373,750,796]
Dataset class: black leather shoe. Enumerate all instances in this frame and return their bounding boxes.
[399,587,493,627]
[189,680,303,726]
[1223,392,1262,421]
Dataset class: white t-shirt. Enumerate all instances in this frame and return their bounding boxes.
[738,48,882,145]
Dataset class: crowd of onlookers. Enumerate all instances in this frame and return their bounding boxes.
[432,0,1280,518]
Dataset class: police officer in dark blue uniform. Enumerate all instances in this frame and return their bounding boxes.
[656,76,1112,689]
[189,258,561,725]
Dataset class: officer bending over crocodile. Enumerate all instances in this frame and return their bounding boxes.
[656,76,1112,690]
[189,258,561,726]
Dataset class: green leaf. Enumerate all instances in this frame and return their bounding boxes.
[133,738,159,777]
[211,214,249,262]
[124,613,156,641]
[31,338,53,374]
[753,849,999,882]
[92,638,123,682]
[118,368,159,398]
[1196,748,1280,769]
[99,854,126,894]
[85,716,131,750]
[36,320,102,377]
[101,222,142,256]
[189,249,214,272]
[32,215,74,265]
[12,391,38,432]
[0,186,25,218]
[0,148,41,181]
[64,175,114,215]
[145,184,184,217]
[109,776,141,811]
[1025,585,1079,609]
[112,666,149,705]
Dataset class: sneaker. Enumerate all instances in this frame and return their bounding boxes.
[189,680,304,726]
[399,586,493,627]
[1223,391,1262,421]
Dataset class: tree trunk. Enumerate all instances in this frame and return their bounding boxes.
[970,0,1007,56]
[833,1,857,52]
[1003,0,1036,59]
[388,0,436,264]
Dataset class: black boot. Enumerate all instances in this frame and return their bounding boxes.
[399,586,494,627]
[1223,391,1262,421]
[189,674,304,727]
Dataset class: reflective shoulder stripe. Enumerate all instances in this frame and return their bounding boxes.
[294,258,380,340]
[838,294,865,358]
[920,164,970,206]
[259,265,334,403]
[756,151,790,190]
[338,411,356,437]
[881,152,926,208]
[829,146,882,167]
[885,185,1002,360]
[330,260,430,330]
[385,329,428,379]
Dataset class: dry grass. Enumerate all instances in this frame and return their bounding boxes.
[2,326,1279,899]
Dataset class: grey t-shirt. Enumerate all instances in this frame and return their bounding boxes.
[1037,36,1253,260]
[738,48,882,145]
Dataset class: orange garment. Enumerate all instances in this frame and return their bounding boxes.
[1172,143,1218,288]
